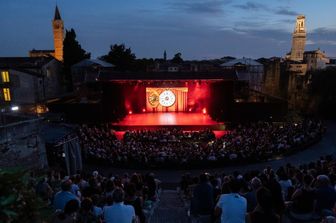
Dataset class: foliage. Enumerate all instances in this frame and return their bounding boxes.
[63,28,91,89]
[171,52,183,64]
[101,44,136,71]
[0,168,44,223]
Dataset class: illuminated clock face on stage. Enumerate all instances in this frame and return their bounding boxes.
[148,92,159,107]
[159,90,176,107]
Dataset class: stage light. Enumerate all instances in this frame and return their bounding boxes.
[202,108,207,115]
[188,108,192,112]
[128,110,133,115]
[142,108,146,112]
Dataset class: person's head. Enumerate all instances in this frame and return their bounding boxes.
[61,180,72,192]
[303,174,313,187]
[256,187,273,212]
[199,173,210,183]
[64,199,80,215]
[228,179,241,193]
[125,183,136,197]
[112,188,125,203]
[316,175,330,187]
[81,198,93,212]
[251,177,262,190]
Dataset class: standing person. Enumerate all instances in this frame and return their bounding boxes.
[190,173,214,223]
[247,187,280,223]
[103,188,136,223]
[215,179,247,223]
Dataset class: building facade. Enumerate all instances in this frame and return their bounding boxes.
[0,57,63,112]
[304,49,330,71]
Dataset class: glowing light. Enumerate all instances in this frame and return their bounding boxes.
[142,108,146,112]
[188,108,192,112]
[11,106,19,111]
[202,108,207,114]
[128,110,133,115]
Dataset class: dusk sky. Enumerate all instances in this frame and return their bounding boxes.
[1,0,335,60]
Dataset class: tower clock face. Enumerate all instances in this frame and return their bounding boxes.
[159,90,176,107]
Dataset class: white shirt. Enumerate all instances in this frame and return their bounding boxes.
[216,193,247,223]
[103,202,135,223]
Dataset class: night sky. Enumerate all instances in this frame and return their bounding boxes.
[0,0,335,60]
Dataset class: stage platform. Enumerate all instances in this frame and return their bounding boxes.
[111,112,225,130]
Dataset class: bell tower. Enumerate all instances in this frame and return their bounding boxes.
[290,15,306,61]
[52,6,64,61]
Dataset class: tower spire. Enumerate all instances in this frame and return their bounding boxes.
[54,5,62,20]
[163,50,167,61]
[53,5,64,61]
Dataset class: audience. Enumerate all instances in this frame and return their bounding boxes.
[29,119,333,222]
[181,155,336,223]
[79,119,324,168]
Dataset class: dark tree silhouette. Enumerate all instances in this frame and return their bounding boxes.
[101,44,136,71]
[308,67,336,118]
[63,28,90,89]
[171,52,183,64]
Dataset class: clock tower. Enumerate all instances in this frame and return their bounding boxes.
[289,15,306,61]
[52,6,64,61]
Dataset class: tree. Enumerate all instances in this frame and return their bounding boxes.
[308,67,336,118]
[0,168,44,222]
[101,44,136,71]
[171,52,183,64]
[63,28,90,89]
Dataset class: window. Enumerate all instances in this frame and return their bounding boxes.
[3,88,11,101]
[1,71,10,82]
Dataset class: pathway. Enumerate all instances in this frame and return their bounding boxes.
[150,190,189,223]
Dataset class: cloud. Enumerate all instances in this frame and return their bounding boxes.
[168,0,232,14]
[275,7,299,16]
[234,2,268,11]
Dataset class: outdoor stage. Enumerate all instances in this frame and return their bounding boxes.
[111,112,225,131]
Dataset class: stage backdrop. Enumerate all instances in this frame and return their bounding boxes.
[146,87,188,112]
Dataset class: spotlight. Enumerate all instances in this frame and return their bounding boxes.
[202,108,207,115]
[128,110,133,115]
[188,108,192,112]
[142,108,146,112]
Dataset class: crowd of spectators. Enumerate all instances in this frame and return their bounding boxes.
[180,155,336,223]
[34,170,160,223]
[79,119,324,168]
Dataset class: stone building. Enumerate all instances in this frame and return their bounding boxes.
[0,57,63,112]
[304,49,330,71]
[29,6,64,61]
[289,15,306,62]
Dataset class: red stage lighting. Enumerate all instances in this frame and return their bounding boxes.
[128,110,133,115]
[188,108,192,112]
[202,108,207,115]
[142,108,146,112]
